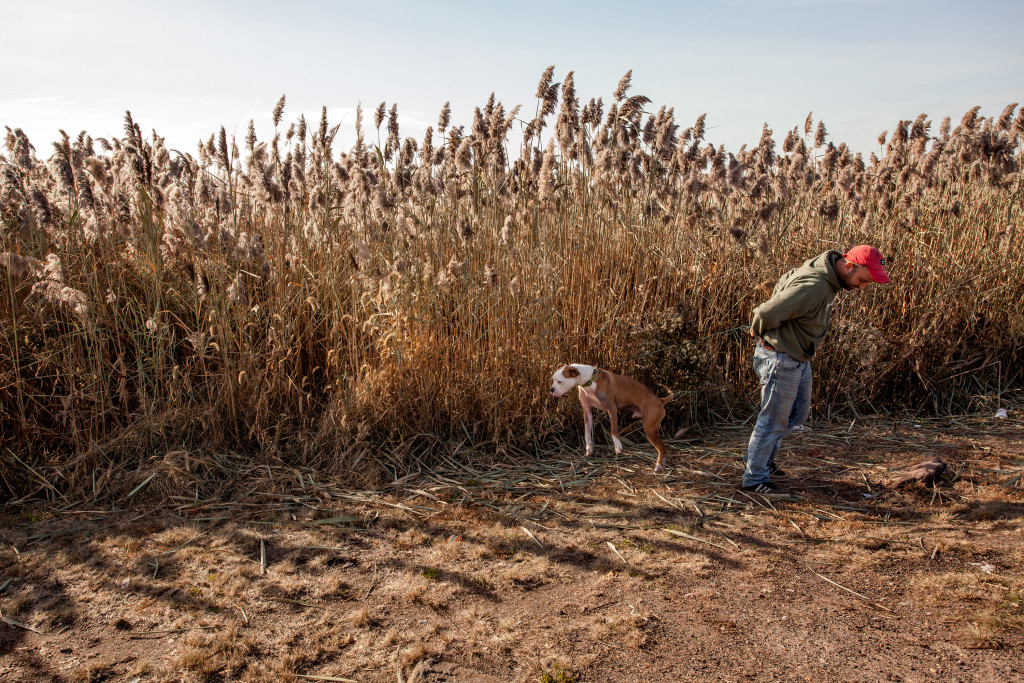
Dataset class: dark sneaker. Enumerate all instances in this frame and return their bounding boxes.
[769,462,787,478]
[741,481,791,496]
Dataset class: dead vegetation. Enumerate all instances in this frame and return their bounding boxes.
[2,68,1023,502]
[1,414,1021,681]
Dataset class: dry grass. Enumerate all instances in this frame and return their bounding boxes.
[0,416,1022,681]
[1,68,1023,508]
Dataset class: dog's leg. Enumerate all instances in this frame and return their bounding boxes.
[583,404,595,457]
[647,427,669,472]
[643,404,669,472]
[607,402,623,454]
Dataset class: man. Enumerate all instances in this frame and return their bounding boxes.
[742,245,890,495]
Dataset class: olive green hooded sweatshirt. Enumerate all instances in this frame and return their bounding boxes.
[749,250,842,362]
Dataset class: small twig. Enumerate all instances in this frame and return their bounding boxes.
[0,607,43,634]
[735,489,768,509]
[708,527,740,548]
[653,490,683,511]
[362,562,379,601]
[260,538,267,576]
[121,472,157,503]
[6,448,67,501]
[586,600,619,612]
[157,531,210,557]
[808,568,893,613]
[127,625,217,639]
[606,541,627,564]
[521,526,544,549]
[267,597,325,609]
[930,543,940,560]
[664,528,729,551]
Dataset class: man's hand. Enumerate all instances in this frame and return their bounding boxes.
[748,326,757,338]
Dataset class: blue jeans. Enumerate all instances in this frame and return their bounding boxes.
[743,344,812,487]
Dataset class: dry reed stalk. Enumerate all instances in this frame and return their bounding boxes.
[0,67,1022,503]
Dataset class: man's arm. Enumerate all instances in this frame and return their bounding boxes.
[749,281,823,337]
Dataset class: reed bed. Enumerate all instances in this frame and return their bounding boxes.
[1,68,1022,501]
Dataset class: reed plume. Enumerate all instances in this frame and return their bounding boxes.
[1,67,1021,503]
[273,94,287,127]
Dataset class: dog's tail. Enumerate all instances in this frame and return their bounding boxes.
[658,384,675,404]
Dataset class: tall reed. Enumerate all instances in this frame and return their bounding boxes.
[1,71,1022,500]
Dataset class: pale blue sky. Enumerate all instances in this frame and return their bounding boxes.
[3,0,1022,157]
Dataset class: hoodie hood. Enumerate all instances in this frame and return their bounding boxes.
[801,250,842,292]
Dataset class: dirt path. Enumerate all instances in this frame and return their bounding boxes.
[1,415,1022,682]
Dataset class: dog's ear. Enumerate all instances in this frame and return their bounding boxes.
[562,366,580,378]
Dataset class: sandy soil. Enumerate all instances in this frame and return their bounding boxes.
[1,414,1022,682]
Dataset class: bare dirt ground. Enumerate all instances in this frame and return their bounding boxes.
[1,412,1022,683]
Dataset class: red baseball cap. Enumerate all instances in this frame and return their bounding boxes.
[844,245,890,283]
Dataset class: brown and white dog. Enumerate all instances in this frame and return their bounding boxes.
[550,364,673,472]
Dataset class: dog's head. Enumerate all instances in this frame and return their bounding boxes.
[550,364,581,398]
